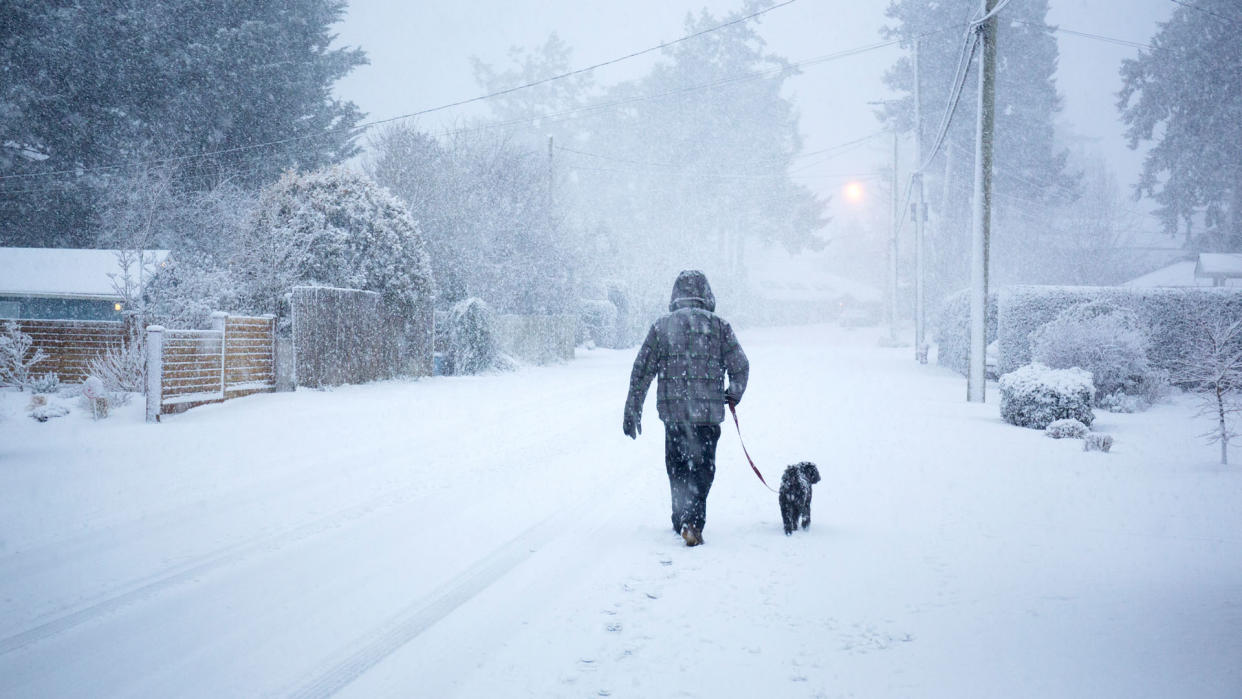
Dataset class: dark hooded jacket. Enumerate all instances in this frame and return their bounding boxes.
[625,270,749,425]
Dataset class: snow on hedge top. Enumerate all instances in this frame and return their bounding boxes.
[999,362,1094,396]
[0,248,169,298]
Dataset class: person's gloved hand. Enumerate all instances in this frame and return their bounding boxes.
[623,407,641,439]
[725,389,741,409]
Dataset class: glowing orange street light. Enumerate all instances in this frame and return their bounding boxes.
[843,181,864,203]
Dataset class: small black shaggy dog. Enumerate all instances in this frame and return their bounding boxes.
[779,461,821,535]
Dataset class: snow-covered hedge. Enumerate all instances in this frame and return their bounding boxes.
[997,285,1242,376]
[933,288,997,376]
[1029,301,1153,402]
[999,363,1095,430]
[446,298,498,375]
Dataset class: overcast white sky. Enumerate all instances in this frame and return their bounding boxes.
[332,0,1175,230]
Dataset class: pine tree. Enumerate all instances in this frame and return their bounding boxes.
[1118,0,1242,251]
[0,0,367,248]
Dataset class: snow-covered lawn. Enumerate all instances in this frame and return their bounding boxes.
[1,324,1239,698]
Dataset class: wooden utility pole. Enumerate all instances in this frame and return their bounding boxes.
[888,128,899,344]
[913,38,928,363]
[967,0,998,402]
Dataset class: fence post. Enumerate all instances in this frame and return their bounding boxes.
[212,311,228,400]
[145,325,164,423]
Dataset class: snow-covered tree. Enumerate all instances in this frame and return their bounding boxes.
[237,167,434,324]
[367,126,577,315]
[1176,314,1242,465]
[0,0,366,247]
[467,7,827,310]
[881,0,1079,300]
[1118,0,1242,251]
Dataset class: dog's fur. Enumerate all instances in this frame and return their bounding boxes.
[779,461,821,535]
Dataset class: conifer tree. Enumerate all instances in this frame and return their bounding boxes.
[1119,0,1242,251]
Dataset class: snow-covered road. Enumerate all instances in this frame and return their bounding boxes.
[2,324,1240,698]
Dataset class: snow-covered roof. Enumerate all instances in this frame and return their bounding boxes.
[1124,260,1215,288]
[0,247,170,299]
[749,247,881,303]
[1195,253,1242,280]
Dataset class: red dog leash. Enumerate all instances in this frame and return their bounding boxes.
[729,402,777,493]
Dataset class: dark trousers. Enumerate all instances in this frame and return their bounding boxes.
[664,422,721,532]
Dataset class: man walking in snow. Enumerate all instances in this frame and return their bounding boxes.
[623,270,749,547]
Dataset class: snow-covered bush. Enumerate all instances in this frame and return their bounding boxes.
[30,373,60,395]
[1029,301,1158,404]
[999,363,1095,430]
[578,299,618,348]
[606,282,637,349]
[86,330,144,402]
[933,289,997,377]
[446,298,498,375]
[1045,418,1089,439]
[1083,433,1114,453]
[0,321,47,391]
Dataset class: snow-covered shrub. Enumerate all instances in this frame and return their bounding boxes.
[87,332,144,402]
[933,289,997,376]
[1083,433,1114,453]
[1045,418,1089,439]
[29,373,60,394]
[1029,301,1158,404]
[0,321,47,391]
[446,298,498,375]
[999,363,1095,430]
[578,299,618,348]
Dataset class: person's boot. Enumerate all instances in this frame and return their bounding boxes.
[680,524,703,547]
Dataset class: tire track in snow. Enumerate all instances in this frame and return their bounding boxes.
[287,475,639,699]
[0,486,424,657]
[0,374,621,657]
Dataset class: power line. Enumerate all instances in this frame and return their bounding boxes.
[1014,20,1156,51]
[0,0,799,185]
[1168,0,1242,26]
[920,30,980,172]
[4,30,916,196]
[555,129,889,172]
[970,0,1015,27]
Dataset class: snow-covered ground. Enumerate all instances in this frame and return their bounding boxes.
[1,324,1239,698]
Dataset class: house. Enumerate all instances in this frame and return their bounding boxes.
[0,247,170,321]
[1194,253,1242,287]
[1125,253,1242,289]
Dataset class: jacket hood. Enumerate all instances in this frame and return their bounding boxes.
[668,270,716,312]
